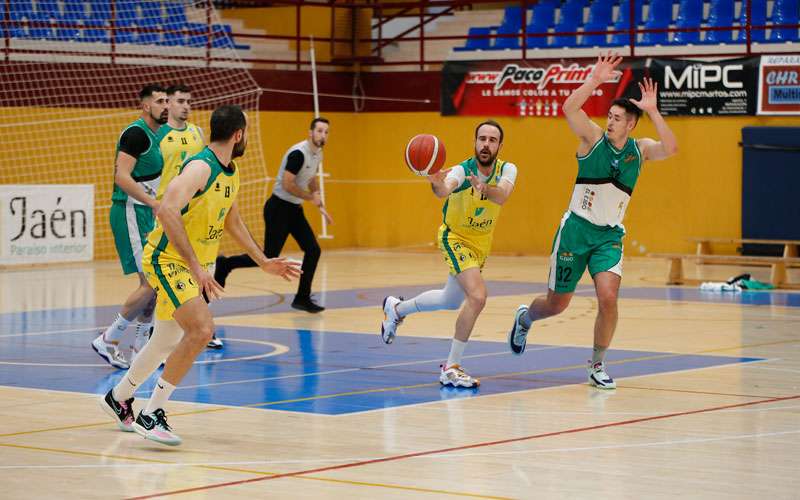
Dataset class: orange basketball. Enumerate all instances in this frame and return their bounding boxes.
[404,134,446,176]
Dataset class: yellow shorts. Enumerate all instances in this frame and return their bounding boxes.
[143,257,202,321]
[437,226,487,275]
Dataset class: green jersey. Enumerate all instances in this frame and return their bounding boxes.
[111,118,164,203]
[568,134,643,228]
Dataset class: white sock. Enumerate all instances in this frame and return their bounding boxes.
[103,314,131,343]
[396,275,464,317]
[113,373,139,401]
[145,377,176,414]
[446,339,467,368]
[592,345,608,365]
[114,320,183,401]
[132,321,153,352]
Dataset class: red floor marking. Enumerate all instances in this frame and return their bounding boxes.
[128,393,800,499]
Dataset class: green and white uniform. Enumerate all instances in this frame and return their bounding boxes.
[549,134,642,293]
[109,118,164,275]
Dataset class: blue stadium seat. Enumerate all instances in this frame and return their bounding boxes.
[768,0,799,42]
[671,0,703,44]
[550,1,582,47]
[9,0,34,17]
[112,20,137,44]
[26,12,53,39]
[580,22,609,46]
[212,24,250,50]
[703,0,735,44]
[736,0,767,42]
[586,0,614,26]
[640,0,672,45]
[493,24,520,49]
[186,22,212,47]
[81,19,109,43]
[454,26,493,51]
[501,6,524,32]
[164,3,188,26]
[62,0,87,21]
[88,0,111,21]
[525,2,555,48]
[610,0,643,46]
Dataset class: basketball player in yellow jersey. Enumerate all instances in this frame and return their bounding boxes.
[157,84,204,199]
[381,120,517,388]
[100,105,301,446]
[156,83,225,350]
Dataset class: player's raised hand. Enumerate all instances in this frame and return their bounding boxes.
[260,257,302,281]
[590,51,623,85]
[630,77,659,113]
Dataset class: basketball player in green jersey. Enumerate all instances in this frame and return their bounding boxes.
[381,120,517,388]
[508,52,678,389]
[92,85,168,369]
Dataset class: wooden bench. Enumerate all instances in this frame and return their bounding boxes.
[649,253,800,289]
[690,238,800,259]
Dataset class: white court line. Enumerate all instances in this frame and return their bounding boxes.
[175,345,563,391]
[2,429,797,471]
[0,326,101,339]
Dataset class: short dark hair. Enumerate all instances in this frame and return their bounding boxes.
[310,117,329,130]
[210,105,246,142]
[475,119,504,143]
[139,84,165,101]
[166,83,191,95]
[610,98,643,122]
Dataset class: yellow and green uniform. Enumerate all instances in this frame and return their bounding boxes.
[156,121,204,199]
[142,147,240,320]
[549,134,643,293]
[109,118,165,275]
[438,157,508,275]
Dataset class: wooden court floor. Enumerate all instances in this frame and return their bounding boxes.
[1,250,799,499]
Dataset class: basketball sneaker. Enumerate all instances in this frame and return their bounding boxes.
[587,361,616,389]
[92,334,130,369]
[100,389,135,432]
[133,408,182,446]
[380,295,404,344]
[439,364,480,388]
[207,334,223,349]
[508,304,531,355]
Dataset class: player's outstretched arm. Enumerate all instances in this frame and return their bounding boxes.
[224,202,302,281]
[158,161,223,299]
[631,78,679,161]
[115,152,159,210]
[467,165,516,205]
[563,51,621,148]
[428,168,460,198]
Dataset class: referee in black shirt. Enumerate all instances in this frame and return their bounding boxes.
[215,117,333,313]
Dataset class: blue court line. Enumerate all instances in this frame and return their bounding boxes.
[1,281,798,335]
[0,324,763,415]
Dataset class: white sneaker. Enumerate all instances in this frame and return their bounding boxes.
[380,296,404,344]
[587,361,616,389]
[508,304,531,355]
[91,335,130,369]
[439,364,480,388]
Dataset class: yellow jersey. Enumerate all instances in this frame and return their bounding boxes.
[144,147,240,269]
[156,121,204,198]
[439,157,507,254]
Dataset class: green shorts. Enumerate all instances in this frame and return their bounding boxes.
[109,200,155,275]
[548,211,625,293]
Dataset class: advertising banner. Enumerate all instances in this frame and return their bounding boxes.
[0,185,94,265]
[647,56,759,115]
[441,59,643,117]
[441,56,760,117]
[757,54,800,115]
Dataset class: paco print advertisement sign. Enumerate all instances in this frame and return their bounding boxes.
[0,185,94,265]
[441,59,639,117]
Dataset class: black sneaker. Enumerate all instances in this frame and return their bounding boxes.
[291,297,325,313]
[207,334,224,349]
[99,389,135,432]
[133,408,182,446]
[213,255,231,288]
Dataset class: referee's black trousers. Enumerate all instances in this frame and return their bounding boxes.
[224,195,320,300]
